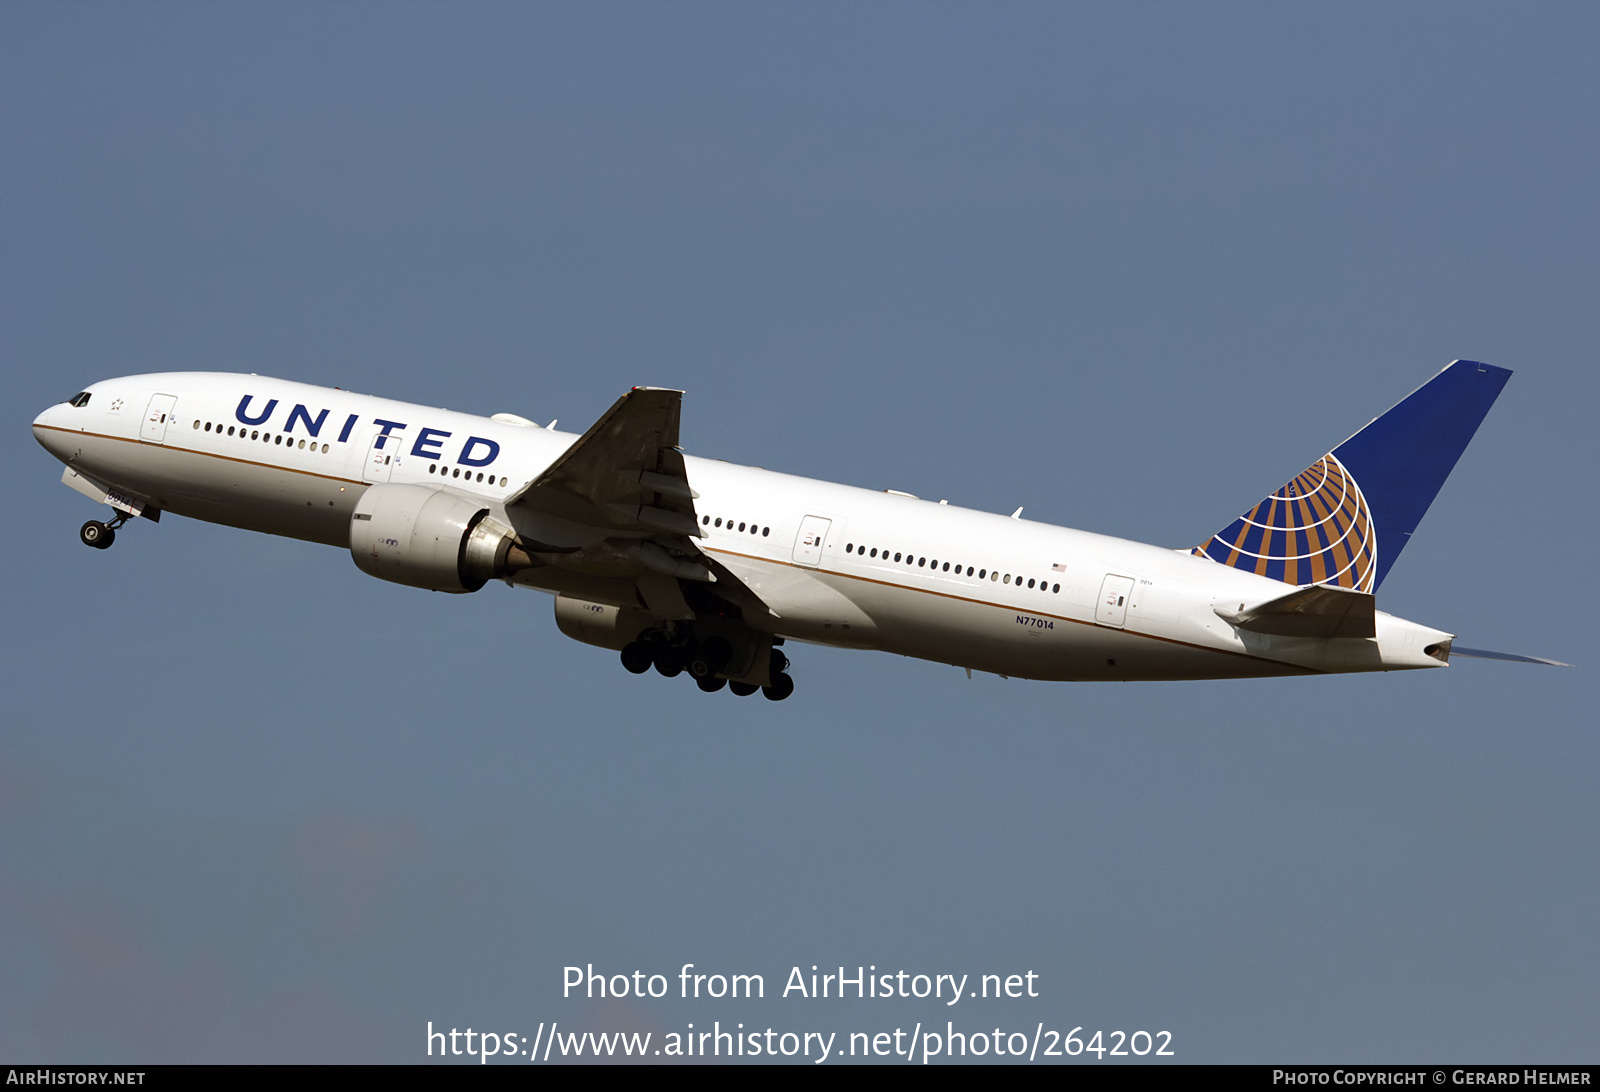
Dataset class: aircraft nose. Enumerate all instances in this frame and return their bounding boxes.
[33,403,66,456]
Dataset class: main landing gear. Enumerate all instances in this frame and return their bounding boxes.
[80,514,129,550]
[619,631,796,701]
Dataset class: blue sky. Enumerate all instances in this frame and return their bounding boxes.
[2,1,1595,1062]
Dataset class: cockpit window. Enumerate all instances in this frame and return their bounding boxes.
[67,392,91,408]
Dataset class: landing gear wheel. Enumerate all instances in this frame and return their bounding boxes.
[728,681,759,697]
[80,521,114,549]
[620,642,653,674]
[762,672,795,701]
[653,650,683,678]
[695,674,727,693]
[689,637,732,678]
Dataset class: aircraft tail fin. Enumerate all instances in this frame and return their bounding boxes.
[1194,360,1512,591]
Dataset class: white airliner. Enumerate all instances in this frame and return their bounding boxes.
[30,360,1563,699]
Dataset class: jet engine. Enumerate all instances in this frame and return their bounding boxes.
[553,595,656,651]
[350,483,533,593]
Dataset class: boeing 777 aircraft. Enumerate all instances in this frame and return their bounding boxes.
[30,360,1562,700]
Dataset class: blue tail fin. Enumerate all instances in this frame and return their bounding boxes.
[1195,360,1512,591]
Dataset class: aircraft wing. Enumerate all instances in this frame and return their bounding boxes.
[509,386,699,537]
[505,387,773,620]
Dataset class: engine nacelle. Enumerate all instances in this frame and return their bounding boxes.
[350,483,531,593]
[554,596,656,651]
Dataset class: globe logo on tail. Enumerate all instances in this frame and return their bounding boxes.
[1193,453,1377,592]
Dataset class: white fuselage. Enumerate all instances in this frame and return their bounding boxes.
[32,373,1453,682]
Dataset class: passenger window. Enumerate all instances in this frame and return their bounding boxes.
[966,566,974,576]
[192,420,200,429]
[894,553,901,562]
[703,515,710,525]
[1027,578,1035,588]
[1052,583,1060,593]
[738,522,746,532]
[942,562,950,572]
[715,518,722,527]
[762,527,769,537]
[325,445,332,454]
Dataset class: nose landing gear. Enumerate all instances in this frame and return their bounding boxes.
[80,514,129,550]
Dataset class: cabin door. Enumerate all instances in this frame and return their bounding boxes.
[363,433,399,483]
[1096,574,1135,628]
[791,515,832,567]
[140,394,177,444]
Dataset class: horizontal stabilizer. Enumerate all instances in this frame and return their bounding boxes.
[1449,645,1570,667]
[1214,583,1376,639]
